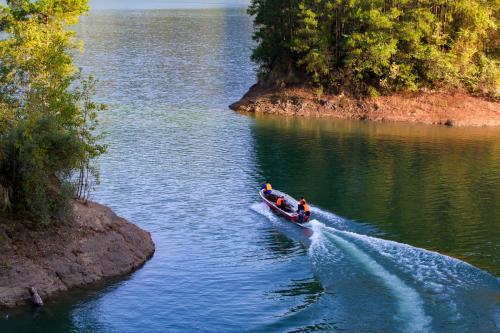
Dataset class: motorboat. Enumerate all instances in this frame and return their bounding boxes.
[259,189,310,224]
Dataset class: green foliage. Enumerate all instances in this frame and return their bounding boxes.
[1,115,80,222]
[248,0,297,71]
[249,0,499,96]
[291,2,332,85]
[0,0,106,224]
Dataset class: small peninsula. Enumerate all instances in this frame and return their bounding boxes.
[230,84,500,127]
[0,201,155,308]
[0,0,155,308]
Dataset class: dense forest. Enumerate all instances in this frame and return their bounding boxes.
[0,0,105,224]
[248,0,499,97]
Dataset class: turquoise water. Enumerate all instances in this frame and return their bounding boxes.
[2,7,499,333]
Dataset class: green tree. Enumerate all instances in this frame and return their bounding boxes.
[290,1,333,86]
[248,0,301,82]
[0,0,106,224]
[248,0,499,96]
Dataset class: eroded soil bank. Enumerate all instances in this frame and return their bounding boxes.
[230,84,500,127]
[0,201,155,308]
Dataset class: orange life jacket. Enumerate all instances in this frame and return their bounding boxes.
[276,198,283,206]
[303,203,310,212]
[266,183,272,191]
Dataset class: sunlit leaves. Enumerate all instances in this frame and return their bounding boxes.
[0,0,106,224]
[249,0,498,96]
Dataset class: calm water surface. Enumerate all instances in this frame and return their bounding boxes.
[2,7,499,333]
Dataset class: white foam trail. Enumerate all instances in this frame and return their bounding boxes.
[337,230,484,287]
[334,228,500,323]
[254,203,499,330]
[311,205,378,234]
[251,202,279,223]
[310,206,496,289]
[310,206,346,225]
[310,220,431,333]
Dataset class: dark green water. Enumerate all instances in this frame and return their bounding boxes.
[253,116,500,275]
[1,6,499,333]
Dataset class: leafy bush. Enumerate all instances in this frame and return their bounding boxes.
[0,0,106,224]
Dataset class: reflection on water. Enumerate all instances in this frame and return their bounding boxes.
[251,115,500,275]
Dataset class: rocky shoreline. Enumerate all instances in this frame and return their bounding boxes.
[230,84,500,127]
[0,201,155,308]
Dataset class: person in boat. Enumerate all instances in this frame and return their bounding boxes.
[276,195,286,210]
[297,197,311,217]
[297,197,305,212]
[303,200,311,217]
[262,181,273,195]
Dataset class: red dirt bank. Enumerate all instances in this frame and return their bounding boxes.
[230,84,500,127]
[0,201,155,308]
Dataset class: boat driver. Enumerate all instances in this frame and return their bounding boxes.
[297,197,311,217]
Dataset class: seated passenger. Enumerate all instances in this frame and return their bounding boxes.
[276,196,286,210]
[262,181,273,195]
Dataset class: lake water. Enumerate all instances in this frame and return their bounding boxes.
[2,7,499,333]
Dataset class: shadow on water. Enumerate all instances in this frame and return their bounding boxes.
[249,117,499,327]
[250,115,500,275]
[0,271,140,332]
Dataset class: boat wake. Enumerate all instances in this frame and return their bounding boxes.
[252,202,500,332]
[310,220,430,332]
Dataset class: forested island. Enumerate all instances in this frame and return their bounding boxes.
[231,0,500,126]
[0,0,154,307]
